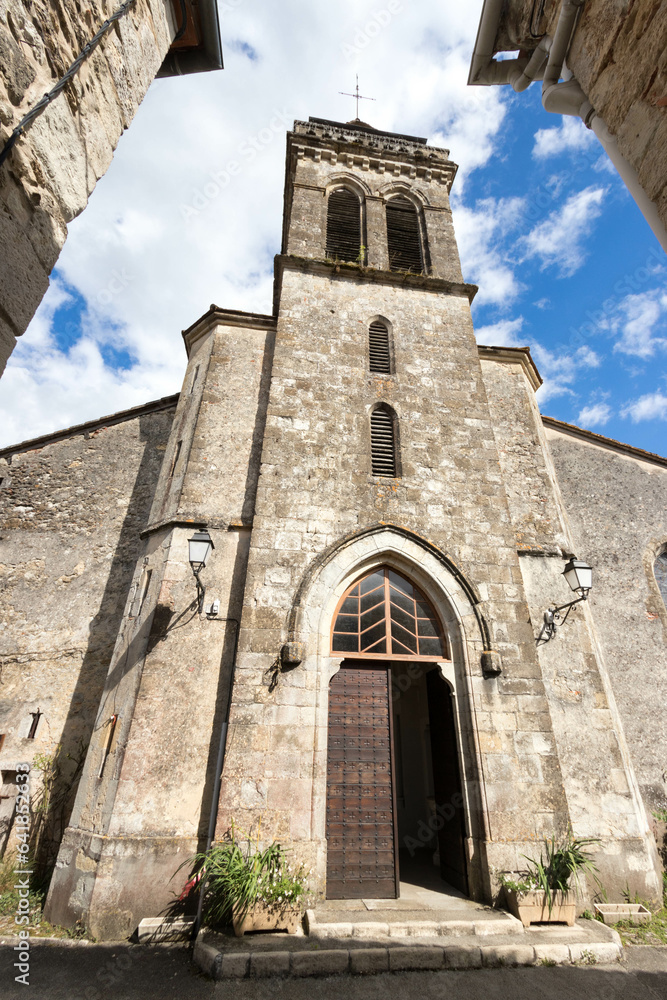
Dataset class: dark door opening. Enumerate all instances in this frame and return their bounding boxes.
[392,662,468,896]
[325,659,468,900]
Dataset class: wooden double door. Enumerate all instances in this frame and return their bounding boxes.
[325,660,467,900]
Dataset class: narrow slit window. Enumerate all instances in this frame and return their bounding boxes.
[190,365,200,394]
[371,406,397,477]
[169,440,182,478]
[27,711,41,740]
[655,551,667,608]
[386,198,423,273]
[131,568,152,618]
[369,321,391,373]
[326,188,362,263]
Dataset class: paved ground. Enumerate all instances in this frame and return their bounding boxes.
[1,941,666,999]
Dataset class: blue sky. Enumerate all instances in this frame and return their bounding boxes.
[0,0,664,454]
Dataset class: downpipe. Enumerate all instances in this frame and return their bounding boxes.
[541,0,667,251]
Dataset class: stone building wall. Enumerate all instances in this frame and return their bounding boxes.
[0,396,176,867]
[44,309,276,940]
[545,421,667,813]
[492,0,667,232]
[480,351,660,897]
[0,0,176,374]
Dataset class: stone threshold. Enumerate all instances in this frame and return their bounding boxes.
[304,906,523,939]
[193,919,623,979]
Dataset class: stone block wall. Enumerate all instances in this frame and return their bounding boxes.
[217,258,576,903]
[44,309,275,939]
[481,353,662,899]
[545,422,667,814]
[0,396,175,870]
[0,0,175,374]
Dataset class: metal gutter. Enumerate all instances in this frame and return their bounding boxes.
[157,0,223,77]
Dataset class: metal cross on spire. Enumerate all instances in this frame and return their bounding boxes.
[339,74,376,120]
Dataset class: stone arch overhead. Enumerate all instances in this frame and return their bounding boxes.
[378,181,431,208]
[366,313,393,332]
[285,524,493,658]
[324,173,372,199]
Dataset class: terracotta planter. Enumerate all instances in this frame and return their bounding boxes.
[232,901,302,937]
[504,887,576,927]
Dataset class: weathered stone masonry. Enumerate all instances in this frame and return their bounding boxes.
[0,116,664,938]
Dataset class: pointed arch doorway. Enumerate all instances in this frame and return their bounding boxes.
[326,567,468,900]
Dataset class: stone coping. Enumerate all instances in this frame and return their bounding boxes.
[193,919,623,979]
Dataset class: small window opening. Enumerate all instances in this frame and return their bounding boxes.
[138,569,152,616]
[655,550,667,608]
[371,406,398,477]
[326,188,362,263]
[190,365,200,395]
[27,711,41,740]
[369,321,391,373]
[169,441,182,478]
[386,197,424,273]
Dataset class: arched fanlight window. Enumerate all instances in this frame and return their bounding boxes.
[370,405,398,477]
[655,550,667,608]
[331,567,448,659]
[369,320,391,373]
[326,188,362,262]
[386,197,424,273]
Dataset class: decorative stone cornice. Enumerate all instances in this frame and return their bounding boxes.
[274,255,477,310]
[289,118,458,190]
[182,305,276,356]
[477,344,543,391]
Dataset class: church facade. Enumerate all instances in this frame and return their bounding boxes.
[0,117,665,940]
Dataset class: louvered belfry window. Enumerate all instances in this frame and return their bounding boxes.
[371,406,397,477]
[326,188,362,262]
[368,321,391,373]
[386,197,423,273]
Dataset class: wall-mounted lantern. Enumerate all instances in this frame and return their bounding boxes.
[188,529,214,613]
[537,558,593,645]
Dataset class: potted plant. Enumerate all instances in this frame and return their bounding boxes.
[183,822,310,937]
[497,833,602,928]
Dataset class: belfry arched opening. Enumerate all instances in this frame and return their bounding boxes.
[327,567,467,900]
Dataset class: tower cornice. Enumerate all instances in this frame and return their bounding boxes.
[289,118,458,191]
[273,254,477,314]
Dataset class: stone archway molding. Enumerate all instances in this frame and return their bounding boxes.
[283,523,502,676]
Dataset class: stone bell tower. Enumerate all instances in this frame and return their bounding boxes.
[43,116,661,937]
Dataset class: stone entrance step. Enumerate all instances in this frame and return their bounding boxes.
[193,918,623,980]
[305,905,523,939]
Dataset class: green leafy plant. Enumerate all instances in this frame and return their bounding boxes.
[181,821,310,928]
[652,807,667,823]
[498,833,602,915]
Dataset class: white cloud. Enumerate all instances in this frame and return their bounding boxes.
[608,290,667,358]
[452,196,525,306]
[533,116,597,160]
[521,186,606,276]
[533,343,601,402]
[621,392,667,422]
[578,403,612,427]
[474,317,525,347]
[0,0,515,446]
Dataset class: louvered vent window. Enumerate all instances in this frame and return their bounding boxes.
[371,407,397,477]
[369,321,391,373]
[386,198,423,273]
[326,188,361,262]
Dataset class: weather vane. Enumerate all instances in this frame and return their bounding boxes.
[339,74,376,120]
